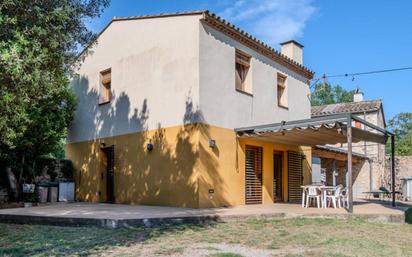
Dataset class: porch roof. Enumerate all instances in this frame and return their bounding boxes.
[235,113,397,212]
[313,145,369,162]
[235,114,391,147]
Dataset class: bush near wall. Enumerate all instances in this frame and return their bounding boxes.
[34,158,74,183]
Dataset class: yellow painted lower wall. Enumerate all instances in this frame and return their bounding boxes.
[66,124,201,208]
[197,124,312,208]
[66,123,312,208]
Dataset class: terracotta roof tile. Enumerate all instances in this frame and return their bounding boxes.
[311,100,382,117]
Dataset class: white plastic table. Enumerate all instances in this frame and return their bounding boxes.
[319,186,338,208]
[301,185,338,208]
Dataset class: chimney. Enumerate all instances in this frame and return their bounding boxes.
[353,87,364,102]
[280,40,304,65]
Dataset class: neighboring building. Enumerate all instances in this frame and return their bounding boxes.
[311,90,386,197]
[66,11,315,208]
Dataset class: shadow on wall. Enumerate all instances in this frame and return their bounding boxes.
[184,96,229,208]
[69,75,147,142]
[67,77,229,208]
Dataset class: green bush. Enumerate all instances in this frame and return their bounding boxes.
[405,207,412,224]
[34,158,73,182]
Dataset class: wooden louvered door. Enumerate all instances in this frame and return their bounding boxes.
[273,152,283,202]
[288,151,303,203]
[245,146,263,204]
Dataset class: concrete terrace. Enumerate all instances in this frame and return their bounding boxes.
[0,199,409,228]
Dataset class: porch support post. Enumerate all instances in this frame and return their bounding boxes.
[347,115,353,213]
[332,159,337,187]
[391,134,396,207]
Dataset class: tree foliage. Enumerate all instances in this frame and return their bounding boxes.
[0,0,109,179]
[311,82,355,106]
[387,112,412,156]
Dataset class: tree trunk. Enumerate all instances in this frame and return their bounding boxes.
[32,160,36,183]
[18,155,25,183]
[17,154,25,202]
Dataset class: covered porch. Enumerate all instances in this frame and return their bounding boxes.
[235,113,395,213]
[312,145,371,197]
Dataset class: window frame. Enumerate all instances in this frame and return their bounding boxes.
[99,68,112,105]
[277,72,288,109]
[235,49,252,95]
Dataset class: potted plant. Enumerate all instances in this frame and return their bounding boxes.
[23,192,38,207]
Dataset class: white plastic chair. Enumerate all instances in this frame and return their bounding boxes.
[301,186,308,207]
[340,187,349,208]
[325,185,342,208]
[306,186,321,208]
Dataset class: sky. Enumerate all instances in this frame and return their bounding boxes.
[87,0,412,120]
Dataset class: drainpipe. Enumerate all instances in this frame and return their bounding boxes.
[347,114,353,213]
[391,135,396,207]
[363,112,367,155]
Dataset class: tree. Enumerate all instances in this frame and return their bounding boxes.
[311,82,355,106]
[387,112,412,156]
[0,0,109,183]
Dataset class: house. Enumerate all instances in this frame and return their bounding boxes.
[66,11,393,210]
[66,10,315,208]
[311,90,386,197]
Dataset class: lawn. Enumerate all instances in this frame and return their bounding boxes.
[0,217,411,257]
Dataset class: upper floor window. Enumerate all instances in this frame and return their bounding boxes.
[277,73,287,108]
[99,68,111,105]
[235,49,251,94]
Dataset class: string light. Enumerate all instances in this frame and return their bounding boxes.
[310,66,412,88]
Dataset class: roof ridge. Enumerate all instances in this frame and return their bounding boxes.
[312,99,382,108]
[311,99,383,117]
[112,10,207,21]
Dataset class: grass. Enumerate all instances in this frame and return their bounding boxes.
[1,217,412,256]
[209,253,245,257]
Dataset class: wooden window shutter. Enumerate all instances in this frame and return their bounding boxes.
[287,151,303,203]
[277,73,286,87]
[277,73,287,107]
[236,51,251,67]
[245,146,263,204]
[99,68,111,105]
[235,50,251,92]
[101,69,111,84]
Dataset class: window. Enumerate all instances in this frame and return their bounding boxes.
[235,49,251,93]
[99,68,111,105]
[277,73,287,108]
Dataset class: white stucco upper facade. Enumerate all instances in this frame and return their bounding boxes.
[68,14,202,143]
[199,23,311,129]
[68,13,313,143]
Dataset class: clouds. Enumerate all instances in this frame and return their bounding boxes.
[219,0,316,47]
